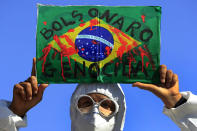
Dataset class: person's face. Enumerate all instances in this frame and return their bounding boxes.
[77,93,116,117]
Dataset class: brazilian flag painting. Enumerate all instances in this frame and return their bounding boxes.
[36,4,161,84]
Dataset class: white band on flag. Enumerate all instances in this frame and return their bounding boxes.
[76,35,114,48]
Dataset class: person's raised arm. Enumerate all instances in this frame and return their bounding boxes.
[0,58,48,131]
[9,57,48,117]
[133,65,197,130]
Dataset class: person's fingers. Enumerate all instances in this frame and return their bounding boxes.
[166,70,173,87]
[20,82,32,101]
[31,57,36,76]
[14,84,26,100]
[34,84,48,102]
[30,76,38,95]
[160,65,167,84]
[132,82,160,94]
[172,73,178,86]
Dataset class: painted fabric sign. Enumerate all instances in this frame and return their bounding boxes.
[36,5,161,84]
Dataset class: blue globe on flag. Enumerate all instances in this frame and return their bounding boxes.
[75,26,114,62]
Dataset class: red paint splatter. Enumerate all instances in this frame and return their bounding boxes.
[60,53,65,80]
[89,19,100,31]
[121,31,131,41]
[108,25,156,76]
[129,54,136,78]
[117,46,126,62]
[132,49,138,55]
[127,46,136,78]
[127,45,132,52]
[105,46,112,56]
[52,49,58,60]
[79,23,86,27]
[138,46,155,72]
[60,35,75,48]
[79,20,86,27]
[53,35,78,80]
[108,26,129,62]
[143,44,155,69]
[108,25,140,66]
[133,41,138,47]
[38,44,52,72]
[68,29,75,32]
[43,21,47,25]
[81,48,85,51]
[92,40,98,44]
[141,15,146,23]
[146,62,149,68]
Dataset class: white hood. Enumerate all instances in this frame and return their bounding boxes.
[70,83,126,131]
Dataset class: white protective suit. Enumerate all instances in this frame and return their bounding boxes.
[70,83,126,131]
[0,86,197,131]
[0,100,27,131]
[163,91,197,131]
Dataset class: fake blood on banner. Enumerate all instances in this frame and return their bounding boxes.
[36,5,161,84]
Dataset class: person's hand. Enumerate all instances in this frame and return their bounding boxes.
[132,65,182,109]
[9,58,48,117]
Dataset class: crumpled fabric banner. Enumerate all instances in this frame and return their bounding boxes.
[36,4,161,84]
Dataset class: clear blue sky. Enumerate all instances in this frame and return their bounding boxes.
[1,0,197,131]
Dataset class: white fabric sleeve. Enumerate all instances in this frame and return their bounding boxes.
[163,91,197,131]
[0,100,27,131]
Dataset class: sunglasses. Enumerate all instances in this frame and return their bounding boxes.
[76,95,119,118]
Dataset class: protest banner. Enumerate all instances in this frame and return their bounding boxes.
[36,5,161,83]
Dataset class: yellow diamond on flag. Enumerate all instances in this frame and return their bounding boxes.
[48,17,141,68]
